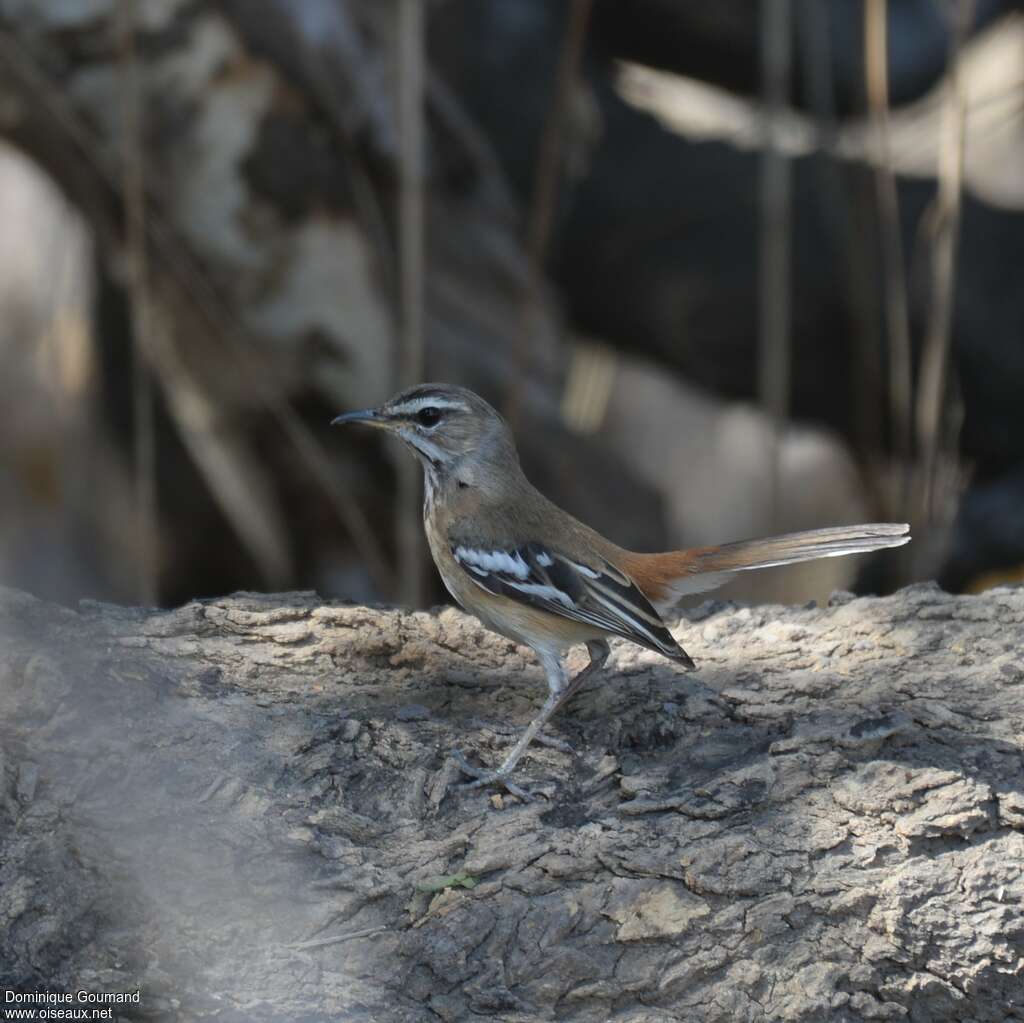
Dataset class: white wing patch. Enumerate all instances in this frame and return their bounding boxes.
[451,541,694,666]
[501,580,575,609]
[454,546,530,580]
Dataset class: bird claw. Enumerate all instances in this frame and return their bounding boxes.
[449,749,538,802]
[532,732,573,754]
[470,720,572,754]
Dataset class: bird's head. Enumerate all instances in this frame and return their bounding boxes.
[332,383,516,477]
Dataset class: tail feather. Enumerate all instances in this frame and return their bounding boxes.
[702,523,911,572]
[623,523,910,612]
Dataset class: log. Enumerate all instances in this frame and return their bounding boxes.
[1,583,1023,1021]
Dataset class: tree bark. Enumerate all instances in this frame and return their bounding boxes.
[1,583,1022,1021]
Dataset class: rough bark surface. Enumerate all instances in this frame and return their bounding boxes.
[1,583,1023,1022]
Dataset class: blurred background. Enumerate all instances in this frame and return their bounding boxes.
[0,0,1021,612]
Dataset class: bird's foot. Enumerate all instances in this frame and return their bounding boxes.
[449,749,538,802]
[471,720,571,754]
[530,731,572,753]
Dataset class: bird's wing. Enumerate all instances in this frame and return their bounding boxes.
[451,541,693,666]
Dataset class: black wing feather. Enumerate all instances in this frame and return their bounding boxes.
[451,541,694,666]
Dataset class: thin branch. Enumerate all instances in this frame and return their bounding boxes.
[525,0,593,282]
[424,69,518,217]
[117,0,158,605]
[916,0,974,519]
[797,0,887,472]
[758,0,793,530]
[286,925,388,950]
[506,0,593,428]
[865,0,914,517]
[396,0,426,607]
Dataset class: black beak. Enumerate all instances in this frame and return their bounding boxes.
[331,408,387,428]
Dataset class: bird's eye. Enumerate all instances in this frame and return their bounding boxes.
[416,407,442,427]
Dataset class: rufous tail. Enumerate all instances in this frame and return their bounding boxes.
[622,523,910,613]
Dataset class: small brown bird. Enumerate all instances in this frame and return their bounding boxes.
[333,384,910,798]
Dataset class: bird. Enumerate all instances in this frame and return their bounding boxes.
[332,383,910,799]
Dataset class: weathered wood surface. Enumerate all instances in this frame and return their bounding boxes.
[1,583,1022,1021]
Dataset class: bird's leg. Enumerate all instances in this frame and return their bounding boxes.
[468,722,572,753]
[465,718,572,752]
[558,639,610,706]
[451,693,563,800]
[452,640,610,799]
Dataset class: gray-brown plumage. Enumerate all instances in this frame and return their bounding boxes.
[333,384,910,798]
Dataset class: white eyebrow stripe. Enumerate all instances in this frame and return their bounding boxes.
[390,396,469,416]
